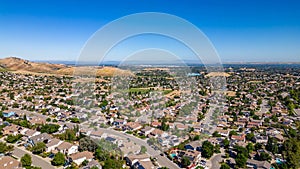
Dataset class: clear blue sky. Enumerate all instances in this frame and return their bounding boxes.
[1,0,300,62]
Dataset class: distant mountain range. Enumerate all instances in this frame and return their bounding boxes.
[0,57,299,75]
[35,59,300,66]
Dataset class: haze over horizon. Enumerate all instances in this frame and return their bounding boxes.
[1,0,300,63]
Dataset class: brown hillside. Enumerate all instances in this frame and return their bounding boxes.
[56,66,134,76]
[0,57,133,76]
[0,57,66,73]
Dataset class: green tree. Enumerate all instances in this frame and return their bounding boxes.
[222,138,230,149]
[181,156,191,168]
[288,128,297,138]
[271,115,278,122]
[161,120,169,131]
[246,143,254,153]
[0,141,14,153]
[214,144,221,153]
[220,163,230,169]
[140,145,147,154]
[234,145,248,157]
[282,138,300,169]
[51,152,65,166]
[90,167,99,169]
[254,143,262,151]
[21,154,32,167]
[5,134,22,143]
[201,141,214,158]
[79,137,98,152]
[264,118,270,123]
[235,153,247,168]
[212,131,221,137]
[82,160,89,166]
[266,137,278,154]
[193,135,200,141]
[19,120,31,128]
[94,138,123,168]
[58,129,77,141]
[40,124,60,134]
[103,158,123,169]
[69,117,80,123]
[257,152,271,161]
[246,132,255,141]
[95,147,108,161]
[229,130,238,137]
[234,145,249,168]
[252,115,260,120]
[31,142,46,154]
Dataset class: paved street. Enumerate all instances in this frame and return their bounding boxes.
[13,146,56,169]
[207,148,225,169]
[210,154,222,169]
[0,136,56,169]
[90,127,180,169]
[257,99,269,116]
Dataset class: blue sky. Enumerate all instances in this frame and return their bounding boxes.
[1,0,300,62]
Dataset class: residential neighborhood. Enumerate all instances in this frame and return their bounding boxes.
[0,64,299,169]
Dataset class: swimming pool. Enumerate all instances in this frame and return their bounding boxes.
[276,159,283,164]
[170,153,176,158]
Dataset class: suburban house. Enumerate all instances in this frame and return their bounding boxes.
[216,128,230,137]
[234,121,246,128]
[20,128,40,138]
[80,160,102,169]
[183,150,201,165]
[56,141,78,155]
[247,159,272,169]
[184,141,201,151]
[28,116,46,125]
[120,141,141,156]
[123,122,142,131]
[112,119,127,127]
[169,149,201,167]
[231,134,246,142]
[2,124,22,136]
[150,129,166,138]
[150,121,161,128]
[247,121,262,128]
[0,156,21,169]
[89,130,104,139]
[175,123,188,130]
[158,135,180,147]
[46,138,63,152]
[207,138,220,145]
[69,151,94,166]
[140,126,155,136]
[105,136,117,143]
[254,135,268,144]
[132,160,155,169]
[125,154,151,168]
[28,133,53,146]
